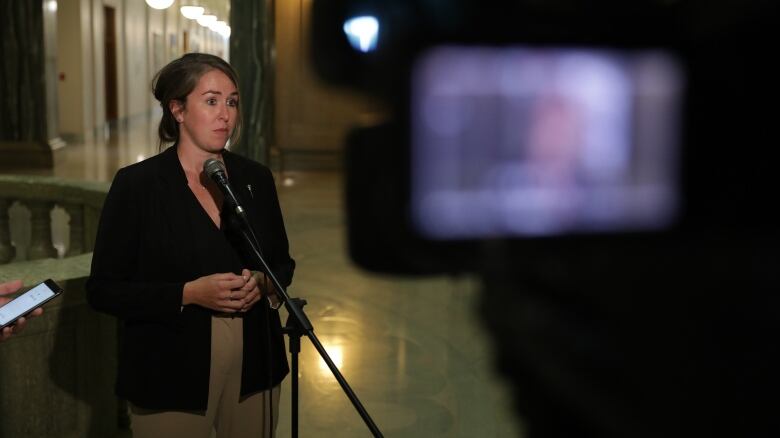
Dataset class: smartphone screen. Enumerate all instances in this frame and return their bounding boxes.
[0,279,63,329]
[411,46,685,239]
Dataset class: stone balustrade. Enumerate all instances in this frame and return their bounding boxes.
[0,174,108,265]
[0,175,121,438]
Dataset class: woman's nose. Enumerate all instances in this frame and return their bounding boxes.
[218,104,229,120]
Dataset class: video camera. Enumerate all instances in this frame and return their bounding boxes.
[310,0,777,276]
[310,2,779,436]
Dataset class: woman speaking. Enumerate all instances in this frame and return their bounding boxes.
[87,53,294,438]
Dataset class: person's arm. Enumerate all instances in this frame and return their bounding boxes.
[257,270,282,309]
[86,167,252,320]
[236,270,281,312]
[85,168,186,321]
[232,166,294,312]
[261,166,296,290]
[0,280,43,342]
[182,272,250,313]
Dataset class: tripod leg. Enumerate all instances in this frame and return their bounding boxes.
[292,336,300,438]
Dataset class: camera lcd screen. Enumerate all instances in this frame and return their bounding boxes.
[411,46,684,239]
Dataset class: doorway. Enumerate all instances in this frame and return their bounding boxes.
[104,6,118,121]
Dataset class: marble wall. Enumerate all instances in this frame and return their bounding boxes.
[229,0,384,168]
[0,0,47,143]
[229,0,275,163]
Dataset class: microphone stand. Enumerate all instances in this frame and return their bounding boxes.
[234,214,383,438]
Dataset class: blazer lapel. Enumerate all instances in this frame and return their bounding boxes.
[222,151,266,265]
[157,146,246,276]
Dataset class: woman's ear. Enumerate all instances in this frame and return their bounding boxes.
[169,100,184,123]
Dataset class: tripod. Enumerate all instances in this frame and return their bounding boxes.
[236,221,383,438]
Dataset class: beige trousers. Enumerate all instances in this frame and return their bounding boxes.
[130,315,281,438]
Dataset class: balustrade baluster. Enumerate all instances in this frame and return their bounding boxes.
[26,200,58,260]
[63,203,85,256]
[0,198,15,264]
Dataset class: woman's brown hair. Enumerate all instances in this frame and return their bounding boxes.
[151,53,242,151]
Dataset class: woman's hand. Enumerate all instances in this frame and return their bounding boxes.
[237,269,262,312]
[182,273,250,313]
[237,269,280,312]
[252,270,282,310]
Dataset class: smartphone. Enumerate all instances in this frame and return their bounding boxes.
[0,279,63,330]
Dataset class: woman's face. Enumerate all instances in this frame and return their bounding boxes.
[173,69,238,154]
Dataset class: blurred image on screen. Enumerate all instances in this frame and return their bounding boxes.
[411,47,684,239]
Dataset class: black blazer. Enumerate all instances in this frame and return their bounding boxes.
[86,146,294,410]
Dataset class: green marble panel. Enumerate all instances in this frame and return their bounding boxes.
[229,0,275,164]
[0,0,48,144]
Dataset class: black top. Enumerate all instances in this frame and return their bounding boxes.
[86,145,294,410]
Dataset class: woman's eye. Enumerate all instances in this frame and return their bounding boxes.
[227,98,238,107]
[206,98,217,105]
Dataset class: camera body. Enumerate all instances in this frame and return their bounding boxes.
[311,2,780,436]
[312,0,778,275]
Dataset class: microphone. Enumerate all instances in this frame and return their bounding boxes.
[203,158,246,217]
[204,158,265,259]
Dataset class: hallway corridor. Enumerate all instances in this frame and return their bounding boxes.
[12,116,524,437]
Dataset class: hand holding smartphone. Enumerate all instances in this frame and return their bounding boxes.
[0,279,63,331]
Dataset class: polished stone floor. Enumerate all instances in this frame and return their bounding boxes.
[11,116,525,437]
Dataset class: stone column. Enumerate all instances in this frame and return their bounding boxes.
[0,199,15,264]
[63,203,85,256]
[230,0,275,164]
[43,0,65,149]
[0,0,53,170]
[26,201,57,260]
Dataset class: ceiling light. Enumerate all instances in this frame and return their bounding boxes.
[180,6,205,19]
[209,20,227,31]
[209,21,231,38]
[196,14,218,27]
[145,0,174,10]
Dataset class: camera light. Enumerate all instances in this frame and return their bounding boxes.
[343,16,379,53]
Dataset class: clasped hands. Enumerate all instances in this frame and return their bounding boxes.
[183,269,276,313]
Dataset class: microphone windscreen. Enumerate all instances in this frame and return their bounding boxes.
[203,158,226,178]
